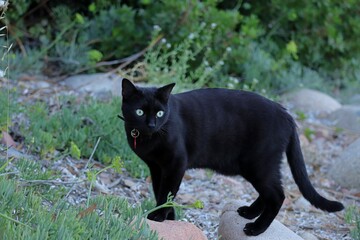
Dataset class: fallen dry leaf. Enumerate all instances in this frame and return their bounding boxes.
[77,204,97,219]
[1,131,17,147]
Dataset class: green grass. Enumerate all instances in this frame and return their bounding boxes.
[0,87,147,178]
[346,206,360,240]
[0,157,158,240]
[20,96,148,178]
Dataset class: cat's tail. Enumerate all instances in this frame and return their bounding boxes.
[286,129,344,212]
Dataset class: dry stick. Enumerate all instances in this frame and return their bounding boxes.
[3,23,27,57]
[53,34,164,82]
[109,34,164,74]
[19,179,84,186]
[0,171,18,176]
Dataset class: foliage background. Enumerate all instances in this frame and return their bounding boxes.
[4,0,360,98]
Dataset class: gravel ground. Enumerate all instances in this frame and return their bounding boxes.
[1,78,359,240]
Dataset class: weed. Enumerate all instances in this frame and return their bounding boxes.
[295,111,307,121]
[304,127,315,142]
[345,205,360,240]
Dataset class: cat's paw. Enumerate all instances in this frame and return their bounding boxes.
[147,208,175,222]
[147,210,167,222]
[237,206,260,219]
[243,222,266,236]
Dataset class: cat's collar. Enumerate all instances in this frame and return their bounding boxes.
[131,128,140,149]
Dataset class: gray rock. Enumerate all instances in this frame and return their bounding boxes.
[328,105,360,133]
[218,200,303,240]
[62,73,123,98]
[282,89,341,114]
[349,94,360,105]
[328,138,360,189]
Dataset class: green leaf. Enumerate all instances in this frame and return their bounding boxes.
[112,156,123,174]
[192,200,204,209]
[70,141,81,159]
[87,49,103,62]
[286,40,298,60]
[88,3,96,13]
[75,13,85,24]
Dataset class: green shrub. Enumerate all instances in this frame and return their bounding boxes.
[6,0,360,95]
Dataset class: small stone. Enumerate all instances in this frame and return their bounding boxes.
[146,219,207,240]
[177,193,196,204]
[300,231,319,240]
[123,179,137,189]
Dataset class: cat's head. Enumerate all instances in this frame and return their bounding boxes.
[121,79,175,135]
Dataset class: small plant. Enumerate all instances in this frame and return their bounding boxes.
[295,111,307,121]
[345,205,360,240]
[304,127,315,142]
[143,193,204,220]
[85,156,123,206]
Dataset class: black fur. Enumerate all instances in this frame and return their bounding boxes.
[121,79,344,236]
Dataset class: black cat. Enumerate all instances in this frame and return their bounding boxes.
[120,79,344,236]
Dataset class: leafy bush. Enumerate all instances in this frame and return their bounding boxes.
[6,0,360,95]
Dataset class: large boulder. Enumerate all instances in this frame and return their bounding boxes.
[218,201,303,240]
[282,89,341,114]
[62,73,123,98]
[328,138,360,189]
[328,105,360,133]
[146,219,207,240]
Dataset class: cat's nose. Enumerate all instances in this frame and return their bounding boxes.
[147,121,156,129]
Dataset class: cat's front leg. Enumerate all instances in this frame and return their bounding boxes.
[148,162,162,201]
[147,162,186,222]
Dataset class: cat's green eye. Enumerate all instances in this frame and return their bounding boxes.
[136,109,144,116]
[156,110,164,118]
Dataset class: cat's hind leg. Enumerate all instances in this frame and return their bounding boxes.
[243,177,284,236]
[237,196,264,219]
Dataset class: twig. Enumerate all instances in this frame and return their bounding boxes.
[84,137,101,169]
[19,179,84,186]
[64,182,78,198]
[0,212,33,229]
[107,178,122,188]
[56,34,164,81]
[0,171,19,177]
[108,34,164,74]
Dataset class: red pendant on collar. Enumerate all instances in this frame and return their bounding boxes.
[131,129,140,149]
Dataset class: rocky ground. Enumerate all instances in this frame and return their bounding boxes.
[1,76,359,239]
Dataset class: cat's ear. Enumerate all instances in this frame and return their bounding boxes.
[156,83,175,102]
[122,78,138,100]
